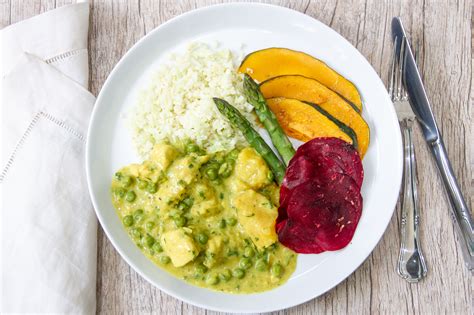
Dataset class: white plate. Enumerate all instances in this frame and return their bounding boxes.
[86,3,402,313]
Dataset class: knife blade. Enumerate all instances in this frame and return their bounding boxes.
[391,17,474,271]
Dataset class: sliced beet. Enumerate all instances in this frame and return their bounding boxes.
[292,138,364,189]
[277,137,364,254]
[283,154,350,192]
[280,152,352,212]
[282,155,317,191]
[279,155,317,211]
[276,187,289,226]
[284,174,363,251]
[277,218,324,254]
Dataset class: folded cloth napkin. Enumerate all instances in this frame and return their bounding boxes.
[1,3,97,313]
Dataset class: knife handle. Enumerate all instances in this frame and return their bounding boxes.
[430,138,474,271]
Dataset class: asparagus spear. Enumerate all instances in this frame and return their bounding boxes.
[213,97,286,184]
[243,74,295,165]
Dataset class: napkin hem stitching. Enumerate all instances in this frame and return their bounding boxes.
[45,48,87,65]
[0,111,85,183]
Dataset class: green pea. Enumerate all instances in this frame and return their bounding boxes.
[178,202,187,211]
[145,221,155,231]
[138,179,148,190]
[243,247,255,258]
[152,242,163,253]
[218,219,226,229]
[186,143,199,153]
[125,191,136,202]
[123,215,134,227]
[114,187,126,198]
[143,234,155,247]
[227,217,237,226]
[263,251,270,263]
[239,257,252,269]
[214,158,225,166]
[255,259,267,271]
[226,248,238,257]
[227,149,239,161]
[223,168,233,178]
[115,172,123,180]
[169,209,182,218]
[182,197,194,208]
[205,168,218,180]
[271,263,283,277]
[198,190,206,199]
[147,182,158,194]
[130,227,142,239]
[196,264,208,274]
[226,156,236,166]
[232,268,245,279]
[218,162,232,178]
[160,256,171,264]
[205,274,219,285]
[174,216,187,227]
[208,161,220,168]
[211,177,222,186]
[121,175,133,187]
[267,171,274,182]
[268,243,277,251]
[197,233,208,245]
[133,209,144,220]
[219,269,232,282]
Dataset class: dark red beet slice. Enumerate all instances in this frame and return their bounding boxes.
[280,153,353,212]
[292,138,364,189]
[282,155,317,191]
[277,218,324,254]
[279,155,317,212]
[283,154,352,193]
[277,137,364,254]
[285,174,363,251]
[279,137,363,212]
[278,185,290,211]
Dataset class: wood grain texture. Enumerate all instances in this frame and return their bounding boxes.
[3,0,472,314]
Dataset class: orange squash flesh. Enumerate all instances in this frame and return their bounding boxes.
[260,75,370,158]
[266,98,354,144]
[239,48,363,111]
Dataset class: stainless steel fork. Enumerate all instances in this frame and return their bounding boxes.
[389,37,427,282]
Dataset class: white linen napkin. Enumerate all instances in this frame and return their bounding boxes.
[1,3,97,313]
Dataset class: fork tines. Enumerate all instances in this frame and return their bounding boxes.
[389,36,407,102]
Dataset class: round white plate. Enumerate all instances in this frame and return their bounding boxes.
[86,3,402,313]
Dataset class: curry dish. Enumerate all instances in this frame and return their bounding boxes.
[111,143,296,293]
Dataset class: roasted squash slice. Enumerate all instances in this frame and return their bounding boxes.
[239,48,363,111]
[260,75,369,157]
[266,98,357,146]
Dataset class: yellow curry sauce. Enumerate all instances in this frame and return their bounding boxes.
[111,143,296,293]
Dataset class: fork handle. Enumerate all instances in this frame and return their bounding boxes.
[430,138,474,271]
[398,119,427,282]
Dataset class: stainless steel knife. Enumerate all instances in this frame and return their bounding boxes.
[392,17,474,271]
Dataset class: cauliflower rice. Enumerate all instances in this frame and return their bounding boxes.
[129,42,255,157]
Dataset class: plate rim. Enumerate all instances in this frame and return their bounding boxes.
[86,2,403,313]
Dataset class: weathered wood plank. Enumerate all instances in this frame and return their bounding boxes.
[0,0,11,28]
[7,0,74,25]
[2,0,472,314]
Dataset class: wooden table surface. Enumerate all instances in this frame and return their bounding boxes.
[2,0,473,314]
